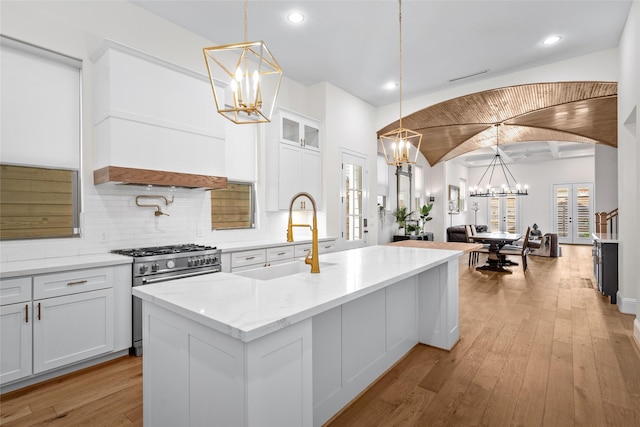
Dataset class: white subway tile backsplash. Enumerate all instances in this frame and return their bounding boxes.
[1,185,322,262]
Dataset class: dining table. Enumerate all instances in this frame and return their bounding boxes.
[470,232,522,273]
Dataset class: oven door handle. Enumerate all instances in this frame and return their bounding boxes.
[141,269,220,285]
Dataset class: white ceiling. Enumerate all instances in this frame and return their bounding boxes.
[131,0,631,165]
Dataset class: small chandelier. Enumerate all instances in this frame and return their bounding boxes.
[469,124,529,197]
[379,0,422,166]
[203,0,282,124]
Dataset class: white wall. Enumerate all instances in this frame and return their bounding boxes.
[468,156,596,234]
[595,144,619,213]
[312,82,378,249]
[0,0,330,261]
[617,0,640,329]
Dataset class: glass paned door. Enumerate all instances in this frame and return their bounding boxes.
[553,183,593,244]
[489,196,518,232]
[342,151,367,248]
[344,163,363,241]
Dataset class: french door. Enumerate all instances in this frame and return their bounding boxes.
[489,196,519,233]
[553,183,593,244]
[341,151,367,249]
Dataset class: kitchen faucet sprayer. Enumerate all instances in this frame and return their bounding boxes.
[287,192,320,273]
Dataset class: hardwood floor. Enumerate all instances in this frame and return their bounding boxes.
[1,245,638,426]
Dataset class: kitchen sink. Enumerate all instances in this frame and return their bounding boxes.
[234,261,337,281]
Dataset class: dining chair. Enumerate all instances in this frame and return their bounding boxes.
[465,225,485,265]
[501,226,531,271]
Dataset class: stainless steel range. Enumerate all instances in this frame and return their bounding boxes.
[113,243,222,356]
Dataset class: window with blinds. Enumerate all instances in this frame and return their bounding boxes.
[1,36,82,240]
[210,182,255,229]
[0,165,79,240]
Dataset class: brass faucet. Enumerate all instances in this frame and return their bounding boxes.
[287,192,320,273]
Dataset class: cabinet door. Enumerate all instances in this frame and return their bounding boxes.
[302,122,320,151]
[278,144,303,210]
[0,302,33,384]
[302,149,322,209]
[280,115,301,146]
[33,289,114,374]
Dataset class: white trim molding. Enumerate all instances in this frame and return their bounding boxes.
[617,291,636,315]
[634,319,640,353]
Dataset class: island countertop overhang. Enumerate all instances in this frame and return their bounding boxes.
[132,245,462,342]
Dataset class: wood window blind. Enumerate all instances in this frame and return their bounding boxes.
[0,164,77,239]
[210,182,254,229]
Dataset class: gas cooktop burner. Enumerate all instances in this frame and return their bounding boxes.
[113,244,217,257]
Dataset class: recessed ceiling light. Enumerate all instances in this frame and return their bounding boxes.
[287,11,305,24]
[383,81,399,90]
[542,35,562,46]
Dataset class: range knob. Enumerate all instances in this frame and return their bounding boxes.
[188,258,194,267]
[151,263,159,272]
[139,264,149,274]
[166,260,176,269]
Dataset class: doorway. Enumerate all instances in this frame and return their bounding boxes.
[553,183,594,244]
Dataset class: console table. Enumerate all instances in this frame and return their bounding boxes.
[393,232,434,242]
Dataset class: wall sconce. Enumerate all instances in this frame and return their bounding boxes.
[428,196,435,203]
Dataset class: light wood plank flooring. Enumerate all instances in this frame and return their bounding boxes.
[1,245,639,426]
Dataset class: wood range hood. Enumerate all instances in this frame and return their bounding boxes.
[93,166,227,190]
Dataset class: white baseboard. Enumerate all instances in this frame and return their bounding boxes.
[634,319,640,352]
[617,291,637,315]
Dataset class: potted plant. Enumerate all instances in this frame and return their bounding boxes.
[392,206,413,235]
[419,203,433,224]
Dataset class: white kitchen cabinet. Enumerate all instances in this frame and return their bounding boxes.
[0,277,33,384]
[278,145,322,211]
[0,264,129,389]
[222,240,337,273]
[0,302,33,384]
[33,289,114,374]
[266,110,322,211]
[266,246,295,265]
[278,110,320,151]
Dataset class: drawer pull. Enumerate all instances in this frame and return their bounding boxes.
[245,256,255,261]
[277,252,286,256]
[38,303,41,321]
[25,304,29,323]
[67,280,88,286]
[324,246,332,249]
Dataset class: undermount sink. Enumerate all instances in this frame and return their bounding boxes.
[234,261,337,281]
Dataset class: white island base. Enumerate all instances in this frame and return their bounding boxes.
[135,246,460,427]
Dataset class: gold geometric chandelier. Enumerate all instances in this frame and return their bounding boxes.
[203,0,283,124]
[379,0,422,166]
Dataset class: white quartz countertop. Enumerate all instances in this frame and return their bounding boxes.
[132,245,461,342]
[216,236,337,253]
[0,253,132,278]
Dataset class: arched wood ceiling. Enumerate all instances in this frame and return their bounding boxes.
[377,82,618,166]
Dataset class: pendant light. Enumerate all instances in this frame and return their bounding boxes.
[203,0,282,124]
[379,0,422,166]
[469,124,529,197]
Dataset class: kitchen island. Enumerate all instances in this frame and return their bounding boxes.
[132,245,462,427]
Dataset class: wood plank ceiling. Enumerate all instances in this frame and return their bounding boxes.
[377,82,618,166]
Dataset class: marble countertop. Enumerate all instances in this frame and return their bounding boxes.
[216,236,337,253]
[133,245,461,343]
[0,253,132,279]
